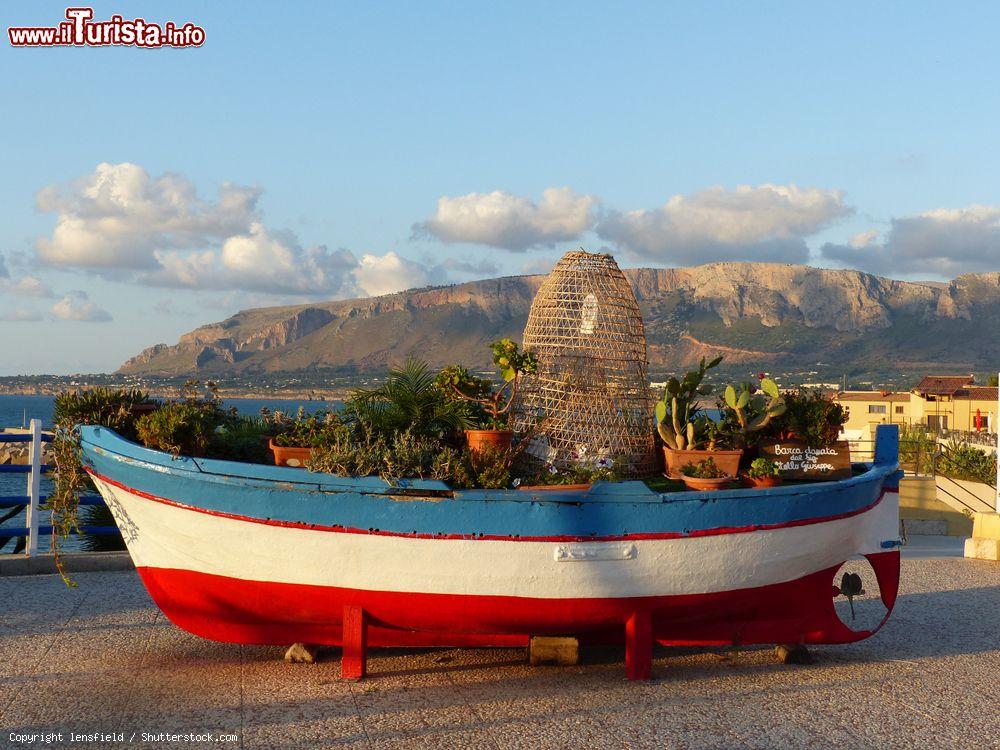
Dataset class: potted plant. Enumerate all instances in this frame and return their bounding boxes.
[516,456,617,492]
[343,357,474,441]
[678,457,734,491]
[719,377,787,451]
[755,389,851,481]
[746,457,781,488]
[268,409,343,467]
[437,338,538,453]
[654,356,744,478]
[763,390,847,447]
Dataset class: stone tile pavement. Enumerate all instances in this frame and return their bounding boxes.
[0,538,997,749]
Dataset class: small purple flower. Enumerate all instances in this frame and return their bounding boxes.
[547,464,558,475]
[512,478,522,488]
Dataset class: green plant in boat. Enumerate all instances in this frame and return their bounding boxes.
[344,357,475,439]
[437,339,539,430]
[679,457,727,479]
[653,356,722,450]
[720,378,786,447]
[51,388,157,586]
[747,457,780,479]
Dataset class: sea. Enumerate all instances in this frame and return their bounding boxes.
[0,394,341,555]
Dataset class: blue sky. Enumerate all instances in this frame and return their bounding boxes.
[2,1,1000,374]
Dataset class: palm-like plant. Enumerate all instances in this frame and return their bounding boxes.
[343,357,474,439]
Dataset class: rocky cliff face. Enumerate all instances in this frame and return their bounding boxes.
[118,263,1000,377]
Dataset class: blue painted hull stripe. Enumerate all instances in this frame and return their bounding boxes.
[89,468,895,543]
[79,426,899,539]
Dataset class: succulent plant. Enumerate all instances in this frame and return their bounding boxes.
[653,356,722,450]
[723,378,787,435]
[747,456,780,479]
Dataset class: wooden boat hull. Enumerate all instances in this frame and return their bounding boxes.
[79,425,903,665]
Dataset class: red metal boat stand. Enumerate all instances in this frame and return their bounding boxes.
[341,605,367,680]
[625,610,653,681]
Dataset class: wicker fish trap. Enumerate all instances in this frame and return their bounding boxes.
[512,249,656,476]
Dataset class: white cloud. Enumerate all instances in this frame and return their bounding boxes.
[435,257,499,277]
[152,299,196,316]
[1,276,54,298]
[849,229,880,248]
[520,256,557,275]
[33,163,448,300]
[414,187,597,251]
[353,252,432,296]
[0,253,55,298]
[143,225,438,299]
[143,223,360,297]
[596,183,852,264]
[36,162,259,269]
[51,291,112,322]
[1,309,43,322]
[822,205,1000,278]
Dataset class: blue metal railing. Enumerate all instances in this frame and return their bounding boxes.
[0,423,120,555]
[1,433,54,443]
[0,526,119,540]
[0,494,105,507]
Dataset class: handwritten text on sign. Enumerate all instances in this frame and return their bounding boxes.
[760,442,852,480]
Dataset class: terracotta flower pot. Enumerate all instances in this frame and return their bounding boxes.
[680,475,734,491]
[663,447,743,479]
[748,475,782,488]
[269,439,313,468]
[465,429,514,453]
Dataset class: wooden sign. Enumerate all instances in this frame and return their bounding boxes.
[759,441,852,481]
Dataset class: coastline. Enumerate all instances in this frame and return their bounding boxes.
[0,386,350,400]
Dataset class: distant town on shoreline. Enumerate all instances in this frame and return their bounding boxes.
[2,365,996,402]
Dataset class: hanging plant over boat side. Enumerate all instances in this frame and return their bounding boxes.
[51,387,156,586]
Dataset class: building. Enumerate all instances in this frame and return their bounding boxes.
[835,374,997,441]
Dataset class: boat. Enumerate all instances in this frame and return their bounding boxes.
[78,423,903,681]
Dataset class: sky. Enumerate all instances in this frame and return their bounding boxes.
[2,1,1000,374]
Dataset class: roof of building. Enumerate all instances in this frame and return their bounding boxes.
[914,375,975,395]
[955,386,999,401]
[834,391,911,402]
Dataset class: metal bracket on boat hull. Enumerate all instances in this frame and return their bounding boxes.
[554,542,637,562]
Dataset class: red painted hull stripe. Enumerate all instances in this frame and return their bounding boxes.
[136,559,900,647]
[87,468,896,543]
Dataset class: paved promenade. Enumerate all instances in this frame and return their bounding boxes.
[1,538,997,749]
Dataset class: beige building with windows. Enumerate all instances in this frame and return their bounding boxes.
[835,375,997,440]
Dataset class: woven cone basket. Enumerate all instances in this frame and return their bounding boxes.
[512,249,656,476]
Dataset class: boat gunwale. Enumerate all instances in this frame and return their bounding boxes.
[78,424,900,506]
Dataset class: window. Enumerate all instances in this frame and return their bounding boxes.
[894,405,904,414]
[868,404,887,414]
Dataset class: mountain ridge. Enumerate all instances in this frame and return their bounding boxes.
[119,263,1000,378]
